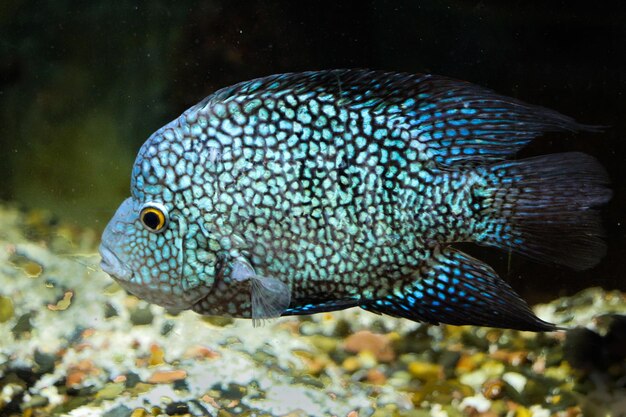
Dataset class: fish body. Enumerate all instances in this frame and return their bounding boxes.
[100,70,611,330]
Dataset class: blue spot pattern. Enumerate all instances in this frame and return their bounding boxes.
[363,247,555,330]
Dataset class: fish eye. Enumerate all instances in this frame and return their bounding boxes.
[139,202,168,233]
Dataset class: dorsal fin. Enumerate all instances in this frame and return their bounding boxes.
[187,69,593,167]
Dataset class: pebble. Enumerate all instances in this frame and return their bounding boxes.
[502,372,527,393]
[129,305,154,325]
[95,382,125,400]
[0,295,14,322]
[343,330,395,362]
[147,370,187,384]
[408,361,443,381]
[165,401,190,415]
[103,405,133,417]
[20,394,48,409]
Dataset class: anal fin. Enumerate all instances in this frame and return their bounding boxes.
[283,298,361,315]
[363,247,556,331]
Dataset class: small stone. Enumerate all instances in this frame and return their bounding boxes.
[12,312,34,337]
[165,401,190,415]
[308,335,339,353]
[9,253,43,277]
[161,320,175,336]
[124,372,141,388]
[202,315,234,327]
[20,394,49,409]
[502,371,527,393]
[96,382,125,400]
[292,350,328,375]
[66,359,97,387]
[456,353,486,373]
[490,350,529,367]
[332,318,353,337]
[482,379,505,400]
[183,345,220,360]
[343,330,395,362]
[0,295,14,322]
[342,356,360,372]
[357,350,378,368]
[130,408,148,417]
[148,344,166,366]
[219,383,247,400]
[292,374,325,389]
[147,370,187,384]
[408,361,443,381]
[173,378,189,392]
[438,349,461,376]
[129,305,154,325]
[127,383,153,396]
[201,394,221,409]
[47,290,73,311]
[103,405,133,417]
[33,350,56,374]
[104,302,119,318]
[366,368,387,385]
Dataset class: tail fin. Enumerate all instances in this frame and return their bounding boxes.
[476,152,611,270]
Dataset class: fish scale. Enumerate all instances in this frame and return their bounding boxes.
[100,69,611,331]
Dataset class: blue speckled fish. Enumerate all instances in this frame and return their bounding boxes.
[99,70,611,331]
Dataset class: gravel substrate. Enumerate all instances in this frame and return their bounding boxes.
[1,204,624,417]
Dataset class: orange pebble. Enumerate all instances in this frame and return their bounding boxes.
[147,369,187,384]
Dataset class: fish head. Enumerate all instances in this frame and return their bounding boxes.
[100,194,218,310]
[99,129,218,310]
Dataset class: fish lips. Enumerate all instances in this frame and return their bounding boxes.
[99,243,133,281]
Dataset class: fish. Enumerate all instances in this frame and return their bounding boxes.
[99,69,611,331]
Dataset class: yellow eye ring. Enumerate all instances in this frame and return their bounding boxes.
[140,202,168,233]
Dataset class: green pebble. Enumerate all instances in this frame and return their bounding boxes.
[220,383,247,400]
[438,349,461,377]
[521,378,551,404]
[20,394,49,409]
[461,330,491,350]
[202,316,234,327]
[34,350,56,374]
[291,375,325,389]
[124,372,141,388]
[489,400,508,414]
[308,335,339,352]
[165,401,189,415]
[12,312,34,337]
[102,404,132,417]
[129,305,153,325]
[104,302,118,318]
[332,318,352,337]
[161,320,175,336]
[96,382,125,400]
[0,295,14,322]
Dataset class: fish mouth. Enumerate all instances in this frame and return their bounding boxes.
[99,243,132,281]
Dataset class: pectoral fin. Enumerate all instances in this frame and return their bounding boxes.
[231,258,291,325]
[250,275,291,325]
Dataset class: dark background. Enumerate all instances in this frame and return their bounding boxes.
[1,0,624,302]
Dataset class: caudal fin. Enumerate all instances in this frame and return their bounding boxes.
[476,152,611,270]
